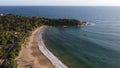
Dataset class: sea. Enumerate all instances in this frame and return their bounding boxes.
[1,6,120,68]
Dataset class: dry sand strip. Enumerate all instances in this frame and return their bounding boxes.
[36,27,68,68]
[16,26,54,68]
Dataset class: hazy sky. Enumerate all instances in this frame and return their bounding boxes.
[1,0,120,6]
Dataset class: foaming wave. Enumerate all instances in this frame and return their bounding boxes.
[36,27,68,68]
[87,22,95,26]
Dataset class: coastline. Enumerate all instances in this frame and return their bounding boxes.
[16,26,54,68]
[16,26,67,68]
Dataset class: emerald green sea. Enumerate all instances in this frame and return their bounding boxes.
[42,25,120,68]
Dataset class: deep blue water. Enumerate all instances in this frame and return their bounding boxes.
[1,6,120,68]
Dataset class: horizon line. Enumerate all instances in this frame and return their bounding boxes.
[1,5,120,7]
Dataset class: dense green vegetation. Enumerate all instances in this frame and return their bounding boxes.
[0,14,85,68]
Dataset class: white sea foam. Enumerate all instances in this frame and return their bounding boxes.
[87,22,95,26]
[36,27,68,68]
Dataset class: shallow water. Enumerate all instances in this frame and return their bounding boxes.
[42,25,120,68]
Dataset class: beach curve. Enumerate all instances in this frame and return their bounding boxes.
[16,26,67,68]
[36,26,68,68]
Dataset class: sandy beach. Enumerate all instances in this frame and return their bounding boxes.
[16,26,54,68]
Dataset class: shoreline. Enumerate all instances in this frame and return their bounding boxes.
[36,26,68,68]
[16,26,67,68]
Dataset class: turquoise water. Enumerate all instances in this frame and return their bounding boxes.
[42,25,120,68]
[1,6,120,68]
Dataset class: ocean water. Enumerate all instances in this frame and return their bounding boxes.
[1,6,120,68]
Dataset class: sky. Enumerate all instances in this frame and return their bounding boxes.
[1,0,120,6]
